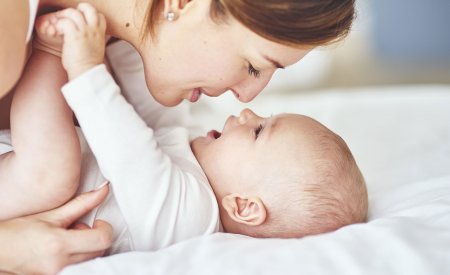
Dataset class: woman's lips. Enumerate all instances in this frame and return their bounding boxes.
[190,88,202,102]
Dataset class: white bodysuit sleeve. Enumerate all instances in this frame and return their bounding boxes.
[61,65,218,251]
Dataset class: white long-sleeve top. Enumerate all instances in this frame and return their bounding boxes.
[61,41,220,254]
[27,0,39,42]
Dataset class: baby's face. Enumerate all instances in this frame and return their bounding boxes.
[191,108,319,201]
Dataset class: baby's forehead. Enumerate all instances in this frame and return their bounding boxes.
[268,114,335,155]
[274,113,325,134]
[262,114,341,177]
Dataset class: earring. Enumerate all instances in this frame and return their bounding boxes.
[166,11,176,22]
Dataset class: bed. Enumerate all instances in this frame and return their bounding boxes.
[60,84,450,275]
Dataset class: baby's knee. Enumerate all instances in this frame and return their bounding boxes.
[0,157,81,219]
[40,164,81,206]
[27,156,81,209]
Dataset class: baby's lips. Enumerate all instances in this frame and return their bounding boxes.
[207,130,221,139]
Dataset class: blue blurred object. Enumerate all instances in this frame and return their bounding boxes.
[372,0,450,65]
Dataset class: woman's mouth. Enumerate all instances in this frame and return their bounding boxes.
[190,88,202,102]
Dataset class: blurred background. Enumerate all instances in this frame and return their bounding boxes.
[263,0,450,94]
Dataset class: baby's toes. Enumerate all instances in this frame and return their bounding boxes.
[34,13,64,55]
[36,14,63,39]
[35,13,56,35]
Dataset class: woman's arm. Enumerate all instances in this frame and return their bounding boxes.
[0,0,29,98]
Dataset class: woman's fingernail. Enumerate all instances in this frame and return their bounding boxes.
[94,181,110,191]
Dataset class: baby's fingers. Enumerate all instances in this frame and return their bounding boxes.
[54,18,78,37]
[56,8,86,30]
[77,3,99,26]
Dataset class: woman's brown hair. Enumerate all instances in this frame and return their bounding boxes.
[143,0,355,46]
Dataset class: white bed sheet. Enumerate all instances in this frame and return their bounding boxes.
[61,85,450,275]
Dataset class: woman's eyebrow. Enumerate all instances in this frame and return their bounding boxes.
[263,55,285,69]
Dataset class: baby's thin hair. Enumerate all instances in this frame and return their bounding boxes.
[243,121,368,238]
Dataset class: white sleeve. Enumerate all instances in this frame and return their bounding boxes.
[61,65,218,251]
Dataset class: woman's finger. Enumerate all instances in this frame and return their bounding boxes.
[77,3,98,26]
[64,220,113,254]
[70,222,90,230]
[38,183,109,228]
[68,250,106,265]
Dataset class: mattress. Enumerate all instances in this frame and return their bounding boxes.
[60,85,450,275]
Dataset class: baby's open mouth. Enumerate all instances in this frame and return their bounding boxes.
[207,130,222,139]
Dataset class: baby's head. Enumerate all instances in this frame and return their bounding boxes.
[191,108,367,238]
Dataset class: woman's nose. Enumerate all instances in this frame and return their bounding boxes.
[237,87,263,103]
[238,108,258,124]
[233,73,273,103]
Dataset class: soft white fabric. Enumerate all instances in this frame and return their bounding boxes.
[26,0,39,42]
[0,130,12,155]
[60,48,219,252]
[61,173,450,275]
[60,78,450,274]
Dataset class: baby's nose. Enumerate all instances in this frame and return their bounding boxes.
[238,108,257,124]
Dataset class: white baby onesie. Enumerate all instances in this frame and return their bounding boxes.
[26,0,39,42]
[63,41,220,254]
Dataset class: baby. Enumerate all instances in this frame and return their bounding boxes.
[0,4,367,254]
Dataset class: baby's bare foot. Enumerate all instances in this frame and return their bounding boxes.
[33,12,63,56]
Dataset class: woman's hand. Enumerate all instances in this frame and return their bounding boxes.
[0,183,112,275]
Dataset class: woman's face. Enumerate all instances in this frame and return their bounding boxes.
[136,1,312,107]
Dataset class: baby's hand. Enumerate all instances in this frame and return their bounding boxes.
[54,3,107,80]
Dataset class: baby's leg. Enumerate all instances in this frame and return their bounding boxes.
[0,15,81,220]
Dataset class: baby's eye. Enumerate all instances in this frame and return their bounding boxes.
[248,63,261,78]
[254,124,264,139]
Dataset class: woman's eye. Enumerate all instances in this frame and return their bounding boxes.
[254,124,264,139]
[248,63,261,78]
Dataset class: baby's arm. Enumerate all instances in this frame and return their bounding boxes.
[58,6,218,250]
[0,45,80,219]
[64,65,218,250]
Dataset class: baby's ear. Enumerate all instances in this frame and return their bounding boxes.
[222,194,267,226]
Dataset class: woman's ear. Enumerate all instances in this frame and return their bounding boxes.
[163,0,191,21]
[222,194,267,226]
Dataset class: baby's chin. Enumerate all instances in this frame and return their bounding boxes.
[191,130,220,150]
[190,137,205,159]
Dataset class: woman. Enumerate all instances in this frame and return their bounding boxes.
[1,0,354,103]
[0,0,355,273]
